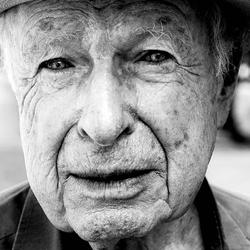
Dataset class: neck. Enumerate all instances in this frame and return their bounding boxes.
[89,204,204,250]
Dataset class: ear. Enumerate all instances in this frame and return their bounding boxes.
[216,44,243,128]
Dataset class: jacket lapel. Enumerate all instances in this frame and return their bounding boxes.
[12,189,91,250]
[12,189,62,250]
[218,203,250,250]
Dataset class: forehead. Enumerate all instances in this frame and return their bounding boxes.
[15,0,200,54]
[2,0,210,79]
[23,0,191,13]
[18,0,195,31]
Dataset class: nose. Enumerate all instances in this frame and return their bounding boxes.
[77,64,134,146]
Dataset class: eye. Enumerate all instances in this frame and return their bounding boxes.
[135,50,176,64]
[39,57,74,71]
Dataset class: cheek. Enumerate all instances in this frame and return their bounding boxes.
[19,86,75,176]
[17,86,81,231]
[137,85,198,150]
[136,83,217,216]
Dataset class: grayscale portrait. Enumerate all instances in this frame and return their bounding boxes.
[0,0,249,249]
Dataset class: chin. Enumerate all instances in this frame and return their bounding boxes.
[65,199,172,242]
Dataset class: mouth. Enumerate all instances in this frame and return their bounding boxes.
[72,169,152,183]
[66,169,154,200]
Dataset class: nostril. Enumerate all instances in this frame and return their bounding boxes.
[77,109,135,145]
[115,125,134,142]
[123,126,133,135]
[78,127,88,138]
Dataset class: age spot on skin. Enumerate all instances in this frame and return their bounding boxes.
[151,140,156,149]
[184,132,189,141]
[174,140,183,149]
[38,19,55,32]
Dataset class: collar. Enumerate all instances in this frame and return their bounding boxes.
[195,179,250,250]
[12,190,90,250]
[195,179,227,250]
[12,179,248,250]
[217,202,250,250]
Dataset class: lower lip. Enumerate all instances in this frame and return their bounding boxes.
[66,171,153,200]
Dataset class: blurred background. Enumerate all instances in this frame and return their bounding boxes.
[0,59,250,198]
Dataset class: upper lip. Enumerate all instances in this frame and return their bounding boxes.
[70,169,153,182]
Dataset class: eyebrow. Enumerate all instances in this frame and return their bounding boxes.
[109,13,190,53]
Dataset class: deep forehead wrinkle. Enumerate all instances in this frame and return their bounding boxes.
[86,0,191,33]
[18,2,98,60]
[22,0,190,28]
[24,0,189,9]
[107,4,190,38]
[103,2,193,54]
[13,0,198,65]
[69,0,189,13]
[106,0,188,21]
[20,0,192,44]
[21,2,94,34]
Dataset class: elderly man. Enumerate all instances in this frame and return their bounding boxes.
[0,0,249,249]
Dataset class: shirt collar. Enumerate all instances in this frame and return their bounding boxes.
[12,189,90,250]
[195,179,228,250]
[12,190,61,250]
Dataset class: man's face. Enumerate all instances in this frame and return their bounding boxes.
[3,0,222,242]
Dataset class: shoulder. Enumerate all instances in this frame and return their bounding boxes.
[0,182,30,206]
[212,186,250,248]
[213,186,250,236]
[0,182,30,241]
